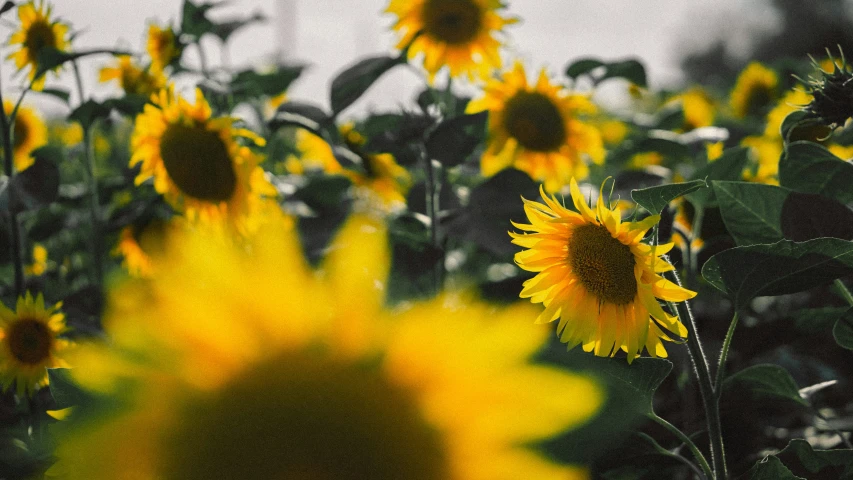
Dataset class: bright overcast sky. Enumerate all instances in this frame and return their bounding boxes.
[2,0,772,117]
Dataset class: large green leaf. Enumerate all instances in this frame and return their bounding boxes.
[833,308,853,350]
[631,180,707,215]
[702,238,853,309]
[744,456,805,480]
[229,65,304,100]
[686,146,750,207]
[424,111,487,167]
[763,439,853,479]
[780,192,853,242]
[723,364,808,406]
[565,57,647,87]
[779,141,853,204]
[713,181,789,246]
[330,54,405,115]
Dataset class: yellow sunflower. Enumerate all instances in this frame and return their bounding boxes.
[25,243,48,276]
[113,219,177,278]
[130,86,275,227]
[668,87,716,131]
[285,129,345,175]
[510,179,697,363]
[729,62,778,119]
[99,55,166,96]
[6,0,70,91]
[51,213,601,480]
[5,101,48,172]
[0,291,69,397]
[466,61,605,192]
[146,24,180,72]
[386,0,518,82]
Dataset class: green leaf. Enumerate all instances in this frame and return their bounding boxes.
[0,2,15,17]
[702,238,853,309]
[35,48,131,81]
[210,11,265,43]
[713,181,789,246]
[37,88,71,104]
[68,99,112,129]
[744,456,805,480]
[774,439,853,479]
[230,65,304,100]
[631,180,707,215]
[268,102,335,141]
[12,147,61,212]
[780,111,832,143]
[330,54,404,115]
[723,364,808,406]
[780,191,853,242]
[181,0,217,38]
[595,357,672,415]
[424,111,487,167]
[686,146,749,207]
[779,141,853,204]
[833,309,853,350]
[599,59,647,87]
[565,58,605,79]
[47,368,87,409]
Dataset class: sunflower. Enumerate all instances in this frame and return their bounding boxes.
[729,62,778,119]
[146,24,180,72]
[668,87,716,131]
[386,0,518,82]
[466,61,604,192]
[99,55,165,96]
[5,101,48,172]
[130,86,275,227]
[6,0,70,91]
[510,179,696,363]
[25,243,48,276]
[51,213,602,479]
[0,292,69,397]
[113,219,177,278]
[285,129,345,175]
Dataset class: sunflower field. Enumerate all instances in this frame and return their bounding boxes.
[0,0,852,478]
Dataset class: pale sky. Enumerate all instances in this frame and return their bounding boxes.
[1,0,774,117]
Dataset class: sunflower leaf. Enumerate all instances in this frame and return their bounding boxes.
[229,65,304,100]
[47,368,88,410]
[723,364,809,406]
[750,439,853,479]
[702,238,853,309]
[181,0,218,39]
[35,48,132,82]
[599,59,647,87]
[744,456,806,480]
[37,88,71,104]
[0,2,14,17]
[11,147,61,212]
[565,58,605,79]
[330,54,405,116]
[685,146,749,207]
[631,179,707,215]
[713,181,789,246]
[425,111,487,167]
[268,101,337,143]
[833,309,853,350]
[779,141,853,204]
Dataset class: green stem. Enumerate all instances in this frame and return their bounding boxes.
[833,279,853,306]
[714,311,740,397]
[649,413,714,480]
[422,146,441,293]
[71,61,103,288]
[0,77,25,296]
[665,268,726,479]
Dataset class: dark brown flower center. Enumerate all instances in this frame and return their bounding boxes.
[159,123,237,202]
[569,224,637,305]
[503,91,567,152]
[13,117,29,150]
[423,0,482,45]
[162,351,448,480]
[7,318,53,365]
[24,20,57,62]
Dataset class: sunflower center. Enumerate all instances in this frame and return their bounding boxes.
[503,91,567,152]
[7,318,53,365]
[422,0,482,45]
[744,86,772,117]
[568,224,637,305]
[24,20,57,61]
[13,117,29,150]
[159,123,237,202]
[161,351,448,480]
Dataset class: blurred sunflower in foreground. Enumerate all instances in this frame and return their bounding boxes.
[0,292,69,397]
[4,101,47,172]
[130,86,275,228]
[467,62,604,192]
[386,0,517,82]
[510,180,696,363]
[6,0,70,90]
[51,214,601,479]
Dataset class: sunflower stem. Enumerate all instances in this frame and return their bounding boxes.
[833,279,853,306]
[421,145,441,294]
[648,413,714,480]
[71,60,104,289]
[0,77,25,297]
[714,310,739,397]
[665,268,726,479]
